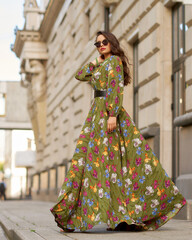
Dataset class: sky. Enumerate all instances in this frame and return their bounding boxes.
[0,0,43,82]
[0,0,25,81]
[0,1,44,82]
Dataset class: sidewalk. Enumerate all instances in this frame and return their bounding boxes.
[0,200,192,240]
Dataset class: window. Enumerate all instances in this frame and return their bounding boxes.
[172,3,188,182]
[0,93,6,117]
[172,3,187,117]
[133,40,139,126]
[104,7,110,31]
[172,69,185,117]
[172,3,187,61]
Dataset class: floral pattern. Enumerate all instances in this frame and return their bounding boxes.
[50,55,187,231]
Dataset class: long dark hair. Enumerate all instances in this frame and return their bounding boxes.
[95,31,132,86]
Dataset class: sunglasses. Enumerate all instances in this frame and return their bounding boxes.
[94,39,109,48]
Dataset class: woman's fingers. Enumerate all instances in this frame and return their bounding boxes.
[107,123,110,132]
[107,122,116,132]
[107,116,117,133]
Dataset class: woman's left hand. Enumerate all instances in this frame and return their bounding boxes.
[107,116,117,133]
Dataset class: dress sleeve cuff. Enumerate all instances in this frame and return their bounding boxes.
[89,62,96,71]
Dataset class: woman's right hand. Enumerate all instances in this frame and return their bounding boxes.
[91,55,105,66]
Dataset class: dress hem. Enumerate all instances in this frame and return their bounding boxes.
[50,199,186,232]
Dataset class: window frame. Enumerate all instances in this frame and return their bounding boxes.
[0,92,6,117]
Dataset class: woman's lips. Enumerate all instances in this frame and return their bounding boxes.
[101,48,106,51]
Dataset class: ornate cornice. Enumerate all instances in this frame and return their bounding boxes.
[12,0,66,57]
[39,0,65,41]
[102,0,119,6]
[12,30,41,58]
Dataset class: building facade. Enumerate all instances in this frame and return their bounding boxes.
[0,81,35,199]
[12,0,192,218]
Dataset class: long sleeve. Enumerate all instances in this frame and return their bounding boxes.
[75,61,96,82]
[105,55,124,117]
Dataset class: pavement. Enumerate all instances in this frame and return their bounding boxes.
[0,225,8,240]
[0,200,192,240]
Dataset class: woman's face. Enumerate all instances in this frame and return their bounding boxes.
[96,34,111,55]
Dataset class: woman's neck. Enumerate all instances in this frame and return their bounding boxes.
[104,53,112,60]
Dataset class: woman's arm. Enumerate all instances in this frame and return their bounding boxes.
[74,56,104,82]
[105,55,124,118]
[75,60,96,82]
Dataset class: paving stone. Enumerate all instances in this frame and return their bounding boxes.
[0,225,8,240]
[0,200,192,240]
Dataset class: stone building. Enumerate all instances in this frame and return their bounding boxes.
[12,0,192,218]
[0,81,35,199]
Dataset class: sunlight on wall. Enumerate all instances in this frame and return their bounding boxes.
[3,129,36,198]
[0,130,5,163]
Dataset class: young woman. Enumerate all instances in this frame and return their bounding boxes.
[50,30,186,232]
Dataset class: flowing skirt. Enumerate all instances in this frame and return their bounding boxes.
[50,98,187,231]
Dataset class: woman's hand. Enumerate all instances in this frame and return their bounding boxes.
[91,55,105,65]
[107,116,117,133]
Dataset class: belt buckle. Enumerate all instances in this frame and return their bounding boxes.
[94,90,106,98]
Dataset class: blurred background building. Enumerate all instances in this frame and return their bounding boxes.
[11,0,192,219]
[0,81,36,199]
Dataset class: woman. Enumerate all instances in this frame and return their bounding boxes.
[50,30,187,232]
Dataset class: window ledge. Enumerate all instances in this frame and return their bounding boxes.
[174,112,192,127]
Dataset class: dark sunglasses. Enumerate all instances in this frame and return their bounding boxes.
[94,39,109,48]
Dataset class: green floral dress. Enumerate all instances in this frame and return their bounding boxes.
[50,55,187,231]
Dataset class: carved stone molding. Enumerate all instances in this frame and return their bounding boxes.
[27,83,37,119]
[101,0,120,6]
[12,30,41,58]
[24,0,44,30]
[25,59,46,102]
[24,0,38,10]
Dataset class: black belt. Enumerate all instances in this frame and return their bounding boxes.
[94,89,107,98]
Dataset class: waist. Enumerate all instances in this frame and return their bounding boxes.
[94,89,107,98]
